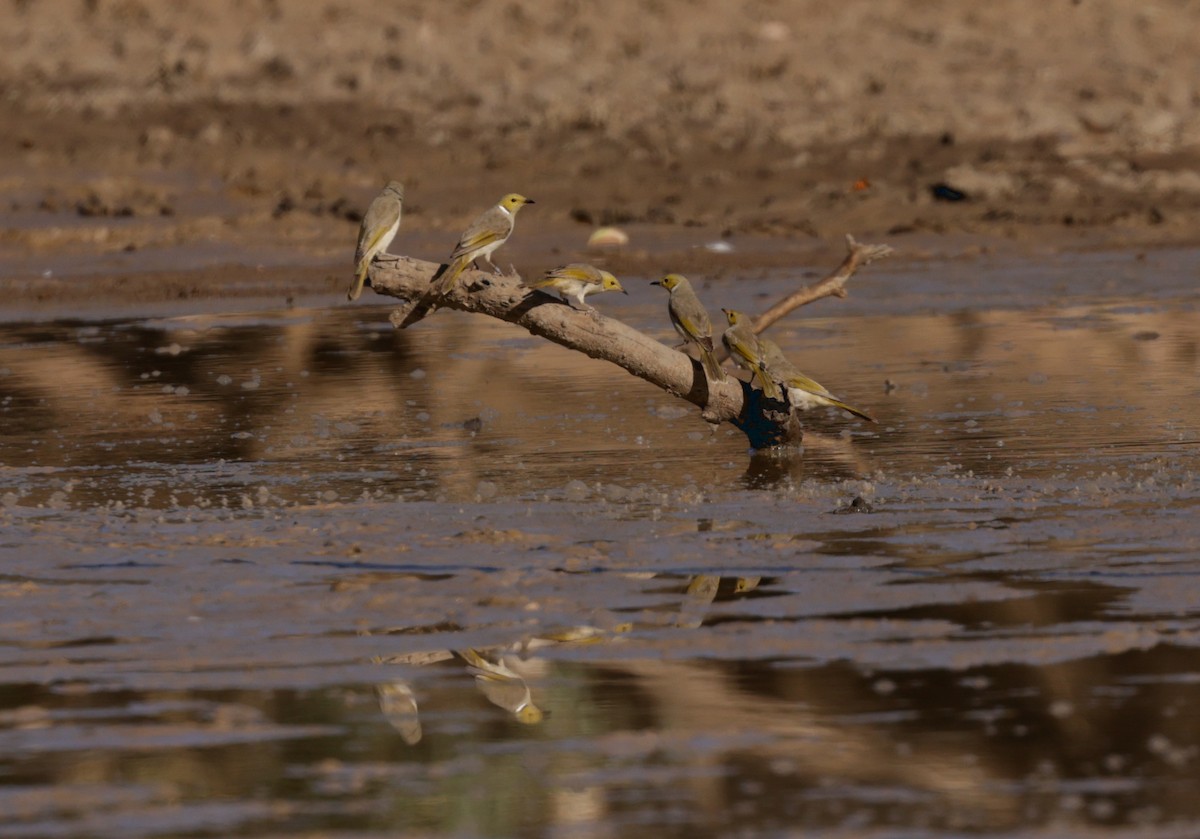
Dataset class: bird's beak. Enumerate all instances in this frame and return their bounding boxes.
[621,287,629,295]
[524,199,536,205]
[650,280,661,286]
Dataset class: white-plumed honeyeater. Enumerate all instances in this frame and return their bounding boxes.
[431,193,534,296]
[349,181,404,301]
[758,337,875,422]
[527,263,626,313]
[651,273,725,382]
[458,648,544,725]
[375,680,422,745]
[721,309,782,401]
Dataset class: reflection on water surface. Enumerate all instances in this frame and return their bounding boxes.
[1,296,1196,507]
[1,280,1200,837]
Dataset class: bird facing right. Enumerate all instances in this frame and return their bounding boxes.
[527,263,626,314]
[458,648,544,725]
[758,336,875,422]
[430,193,534,297]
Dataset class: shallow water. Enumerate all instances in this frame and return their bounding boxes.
[2,255,1200,837]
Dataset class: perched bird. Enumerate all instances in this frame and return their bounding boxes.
[758,337,875,422]
[527,263,626,314]
[458,648,544,725]
[349,181,404,301]
[650,273,725,382]
[720,309,782,401]
[430,193,534,297]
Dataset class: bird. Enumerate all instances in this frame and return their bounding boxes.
[522,622,634,651]
[349,180,404,301]
[527,263,626,314]
[375,680,422,745]
[458,648,544,724]
[650,273,725,382]
[758,337,875,422]
[430,193,534,297]
[720,309,782,400]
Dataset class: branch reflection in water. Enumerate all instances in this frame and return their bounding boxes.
[361,571,1023,828]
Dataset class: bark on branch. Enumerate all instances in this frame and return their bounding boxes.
[366,235,891,450]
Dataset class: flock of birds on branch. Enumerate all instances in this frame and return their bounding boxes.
[349,181,874,424]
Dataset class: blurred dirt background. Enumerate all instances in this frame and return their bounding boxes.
[1,0,1198,309]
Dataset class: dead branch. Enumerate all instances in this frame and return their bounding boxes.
[366,235,891,449]
[751,234,893,335]
[367,256,799,449]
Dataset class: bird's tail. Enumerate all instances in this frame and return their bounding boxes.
[347,260,369,301]
[753,363,782,400]
[827,396,875,423]
[430,256,468,297]
[699,346,726,382]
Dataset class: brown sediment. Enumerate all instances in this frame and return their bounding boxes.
[2,1,1200,320]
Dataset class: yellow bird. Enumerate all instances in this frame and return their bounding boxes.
[375,680,422,745]
[527,263,626,314]
[458,648,544,725]
[430,193,534,296]
[758,337,875,422]
[720,309,782,401]
[651,273,726,382]
[349,181,403,301]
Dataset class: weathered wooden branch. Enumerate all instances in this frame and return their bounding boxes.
[751,234,894,335]
[366,235,891,449]
[368,256,796,447]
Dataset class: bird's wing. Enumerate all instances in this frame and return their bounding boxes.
[676,287,713,335]
[784,371,832,397]
[356,215,399,266]
[459,648,521,682]
[363,195,401,237]
[450,227,503,260]
[724,331,762,365]
[458,648,540,720]
[355,197,401,264]
[672,309,705,343]
[549,264,602,284]
[450,209,509,260]
[534,264,600,288]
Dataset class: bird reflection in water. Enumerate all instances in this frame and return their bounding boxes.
[369,574,771,740]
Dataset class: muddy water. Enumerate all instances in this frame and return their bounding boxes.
[2,256,1200,837]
